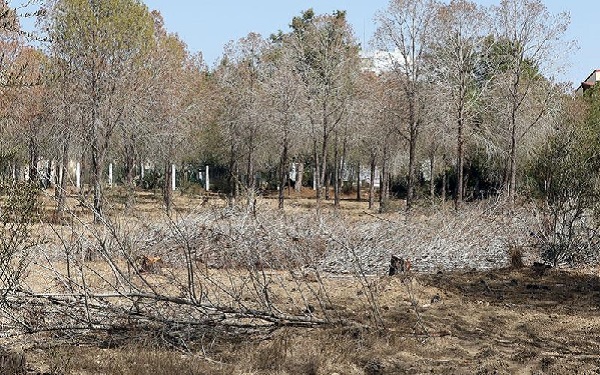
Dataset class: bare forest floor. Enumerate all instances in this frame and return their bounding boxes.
[3,188,600,374]
[20,267,600,374]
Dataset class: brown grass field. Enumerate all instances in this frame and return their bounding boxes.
[4,188,600,374]
[21,266,600,374]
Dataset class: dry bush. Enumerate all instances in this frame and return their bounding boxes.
[0,194,542,374]
[508,245,524,269]
[0,347,26,375]
[0,182,40,304]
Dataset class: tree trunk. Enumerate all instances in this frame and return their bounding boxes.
[91,145,104,223]
[320,134,329,202]
[507,76,520,208]
[379,146,388,213]
[28,134,38,186]
[294,162,303,192]
[369,153,376,209]
[456,108,464,210]
[319,107,330,205]
[313,138,321,203]
[338,136,348,205]
[55,137,70,220]
[90,63,103,223]
[333,134,340,208]
[508,120,517,206]
[406,119,418,210]
[246,147,255,210]
[442,169,447,203]
[278,136,289,210]
[124,143,136,210]
[356,162,361,202]
[325,171,331,201]
[429,154,435,203]
[228,144,237,207]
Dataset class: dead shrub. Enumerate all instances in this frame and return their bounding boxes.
[136,255,164,274]
[0,347,26,375]
[509,246,524,269]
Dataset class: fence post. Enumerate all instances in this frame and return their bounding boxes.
[205,165,210,191]
[172,164,176,191]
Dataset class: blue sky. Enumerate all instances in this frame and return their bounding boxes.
[143,1,593,88]
[141,1,387,66]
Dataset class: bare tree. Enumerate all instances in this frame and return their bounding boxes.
[261,41,306,209]
[353,71,402,211]
[142,12,202,214]
[373,0,440,210]
[287,9,360,208]
[429,0,490,209]
[488,0,571,206]
[48,0,155,222]
[214,33,269,208]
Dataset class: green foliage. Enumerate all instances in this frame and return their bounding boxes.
[528,87,600,265]
[288,8,359,81]
[51,0,155,76]
[477,36,540,84]
[290,8,315,33]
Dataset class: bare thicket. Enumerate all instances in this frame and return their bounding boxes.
[0,187,537,351]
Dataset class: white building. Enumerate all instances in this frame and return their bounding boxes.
[360,49,404,74]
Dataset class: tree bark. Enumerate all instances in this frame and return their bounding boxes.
[430,153,435,203]
[379,146,389,213]
[320,131,329,203]
[228,143,238,207]
[333,133,340,208]
[369,153,376,209]
[246,135,256,201]
[313,138,321,206]
[28,132,39,186]
[356,162,361,202]
[456,112,464,210]
[278,136,289,210]
[55,136,70,220]
[91,144,104,223]
[508,117,517,207]
[406,107,419,210]
[295,162,303,193]
[124,143,136,210]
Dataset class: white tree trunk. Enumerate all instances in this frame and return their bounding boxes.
[205,165,210,191]
[172,164,176,191]
[76,162,81,190]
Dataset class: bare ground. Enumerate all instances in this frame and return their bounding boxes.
[19,266,600,374]
[3,190,599,374]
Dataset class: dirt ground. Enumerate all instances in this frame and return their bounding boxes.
[6,190,600,374]
[20,265,600,374]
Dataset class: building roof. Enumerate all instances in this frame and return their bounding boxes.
[583,69,600,83]
[576,69,600,95]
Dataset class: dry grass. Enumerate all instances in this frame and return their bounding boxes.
[4,189,600,374]
[19,267,600,374]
